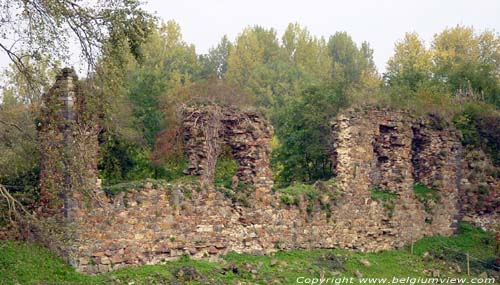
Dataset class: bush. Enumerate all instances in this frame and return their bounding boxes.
[214,151,238,189]
[453,102,500,166]
[413,183,440,213]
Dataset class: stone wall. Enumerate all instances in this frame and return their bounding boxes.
[183,105,274,197]
[460,149,500,230]
[66,178,415,274]
[38,68,100,218]
[331,108,462,236]
[55,107,469,274]
[33,100,488,274]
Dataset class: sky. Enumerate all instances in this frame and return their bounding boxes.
[0,0,499,75]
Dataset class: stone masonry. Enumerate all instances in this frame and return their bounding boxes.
[183,105,274,197]
[34,83,479,275]
[331,108,462,236]
[38,68,100,218]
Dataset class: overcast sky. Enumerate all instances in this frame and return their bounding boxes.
[0,0,499,75]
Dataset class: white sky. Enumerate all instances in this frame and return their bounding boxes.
[0,0,499,75]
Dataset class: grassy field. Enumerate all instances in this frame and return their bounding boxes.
[0,223,498,285]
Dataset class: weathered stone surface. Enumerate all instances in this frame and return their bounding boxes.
[459,148,500,230]
[331,108,462,240]
[38,68,102,218]
[182,105,274,193]
[31,93,500,275]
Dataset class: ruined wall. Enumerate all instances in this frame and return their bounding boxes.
[460,149,500,230]
[332,108,462,236]
[67,178,417,274]
[34,101,477,274]
[38,68,100,218]
[183,105,274,197]
[54,107,468,274]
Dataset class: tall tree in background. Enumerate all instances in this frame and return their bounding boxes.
[226,26,282,107]
[199,35,233,79]
[98,20,201,184]
[281,23,331,84]
[432,26,500,106]
[385,32,433,94]
[327,32,380,102]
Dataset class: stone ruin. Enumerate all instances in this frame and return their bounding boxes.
[182,104,274,197]
[331,108,462,237]
[38,68,100,218]
[25,69,498,274]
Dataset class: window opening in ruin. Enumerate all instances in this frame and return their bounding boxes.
[214,144,238,189]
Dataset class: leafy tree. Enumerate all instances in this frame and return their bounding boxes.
[226,26,282,107]
[327,32,380,104]
[385,32,432,94]
[98,21,201,183]
[199,35,233,79]
[281,23,331,84]
[432,26,500,107]
[272,84,348,183]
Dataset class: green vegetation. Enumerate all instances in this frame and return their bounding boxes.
[413,183,440,213]
[2,18,500,192]
[370,188,399,216]
[275,182,339,218]
[102,178,200,197]
[214,152,239,189]
[276,183,319,209]
[0,223,498,285]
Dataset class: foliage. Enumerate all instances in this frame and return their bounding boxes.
[413,183,440,214]
[0,222,497,284]
[272,84,348,183]
[214,152,239,189]
[1,19,499,202]
[0,0,153,97]
[432,26,500,107]
[98,135,169,185]
[453,102,500,166]
[370,188,398,215]
[384,26,500,115]
[276,183,319,206]
[199,35,233,79]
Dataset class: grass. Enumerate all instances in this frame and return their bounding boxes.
[0,223,498,285]
[413,183,440,213]
[370,188,398,215]
[102,177,201,197]
[276,183,318,206]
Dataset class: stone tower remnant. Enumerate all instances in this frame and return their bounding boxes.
[182,104,274,197]
[38,68,99,218]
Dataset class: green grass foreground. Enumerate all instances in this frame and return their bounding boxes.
[0,223,498,285]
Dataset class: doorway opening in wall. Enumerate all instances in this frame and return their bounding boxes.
[214,144,238,189]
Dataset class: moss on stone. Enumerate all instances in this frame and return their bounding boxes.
[413,182,440,213]
[370,188,398,216]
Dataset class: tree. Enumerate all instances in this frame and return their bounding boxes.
[281,23,331,84]
[199,35,233,79]
[226,26,282,107]
[327,32,380,96]
[98,21,201,184]
[272,84,348,183]
[0,0,152,93]
[385,32,433,94]
[432,26,500,106]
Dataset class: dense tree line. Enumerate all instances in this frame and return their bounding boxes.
[1,9,499,195]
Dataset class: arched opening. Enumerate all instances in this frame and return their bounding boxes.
[214,144,238,189]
